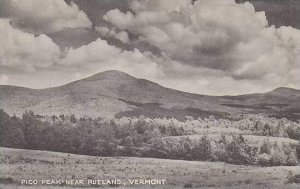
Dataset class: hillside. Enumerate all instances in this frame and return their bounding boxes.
[0,70,300,120]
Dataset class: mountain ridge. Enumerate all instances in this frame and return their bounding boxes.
[1,70,298,97]
[0,70,300,120]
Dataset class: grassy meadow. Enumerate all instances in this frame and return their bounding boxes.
[0,147,300,189]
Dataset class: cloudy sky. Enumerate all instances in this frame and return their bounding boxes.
[0,0,299,95]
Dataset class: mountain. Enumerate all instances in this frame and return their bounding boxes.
[0,70,300,121]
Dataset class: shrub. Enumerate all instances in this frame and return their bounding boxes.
[286,149,299,166]
[225,135,255,165]
[193,135,211,161]
[260,139,271,154]
[270,148,286,166]
[258,153,271,166]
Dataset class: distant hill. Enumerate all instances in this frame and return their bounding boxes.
[0,70,300,120]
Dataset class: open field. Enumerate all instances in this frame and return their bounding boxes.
[0,147,300,189]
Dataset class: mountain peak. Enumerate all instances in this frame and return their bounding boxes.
[82,70,135,82]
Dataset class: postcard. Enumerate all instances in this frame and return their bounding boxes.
[0,0,299,188]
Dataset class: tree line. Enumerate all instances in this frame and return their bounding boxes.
[0,110,299,166]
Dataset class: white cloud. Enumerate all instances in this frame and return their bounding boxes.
[57,34,298,95]
[96,26,113,36]
[114,31,130,44]
[0,0,92,33]
[60,38,162,80]
[103,0,300,87]
[96,26,130,44]
[0,19,60,72]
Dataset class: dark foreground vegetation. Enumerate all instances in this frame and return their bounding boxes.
[0,110,299,166]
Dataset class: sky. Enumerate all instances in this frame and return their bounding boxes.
[0,0,299,95]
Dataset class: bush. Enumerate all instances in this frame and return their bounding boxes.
[270,148,286,166]
[286,149,298,166]
[258,153,271,166]
[193,135,211,161]
[225,135,254,165]
[260,139,271,154]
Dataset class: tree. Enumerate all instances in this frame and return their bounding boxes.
[225,135,254,165]
[59,114,65,121]
[178,137,193,160]
[22,111,40,149]
[286,149,298,166]
[263,124,271,136]
[286,125,300,140]
[135,116,146,134]
[270,144,286,166]
[275,122,285,137]
[260,139,271,154]
[123,136,135,156]
[0,110,25,148]
[296,141,300,160]
[213,134,227,161]
[193,135,211,161]
[51,115,58,122]
[70,114,77,124]
[258,152,271,166]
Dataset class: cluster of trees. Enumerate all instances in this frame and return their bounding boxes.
[112,115,300,141]
[234,115,300,140]
[0,110,166,156]
[0,110,25,148]
[146,135,299,166]
[102,115,300,140]
[0,110,299,166]
[257,139,299,166]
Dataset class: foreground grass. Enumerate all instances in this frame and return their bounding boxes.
[2,184,300,189]
[0,147,299,189]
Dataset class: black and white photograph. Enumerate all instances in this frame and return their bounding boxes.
[0,0,300,188]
